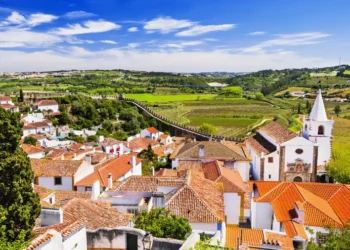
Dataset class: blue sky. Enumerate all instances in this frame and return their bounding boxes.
[0,0,348,72]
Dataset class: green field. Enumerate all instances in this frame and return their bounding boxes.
[125,94,217,102]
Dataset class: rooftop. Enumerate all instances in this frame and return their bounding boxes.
[23,121,51,130]
[154,168,178,177]
[146,127,158,133]
[129,137,159,150]
[22,144,45,155]
[0,95,11,101]
[31,159,83,177]
[259,121,297,144]
[34,100,58,106]
[246,132,277,155]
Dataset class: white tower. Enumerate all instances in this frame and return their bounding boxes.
[303,89,334,166]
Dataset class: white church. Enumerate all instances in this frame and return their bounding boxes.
[246,90,333,183]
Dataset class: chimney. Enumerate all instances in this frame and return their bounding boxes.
[98,135,104,143]
[61,154,64,160]
[108,174,113,189]
[40,208,63,226]
[199,145,205,158]
[151,167,155,176]
[85,154,92,164]
[91,180,100,200]
[131,155,137,168]
[291,201,305,224]
[152,192,165,208]
[73,153,77,159]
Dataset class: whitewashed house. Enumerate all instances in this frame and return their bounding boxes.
[23,121,55,137]
[100,138,130,156]
[140,127,161,140]
[246,90,333,182]
[34,100,59,112]
[158,134,173,145]
[170,141,251,182]
[75,154,142,192]
[22,144,45,159]
[31,158,94,191]
[21,113,46,124]
[0,95,13,105]
[250,181,350,249]
[0,103,19,112]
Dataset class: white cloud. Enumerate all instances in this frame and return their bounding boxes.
[0,29,62,48]
[128,27,138,32]
[64,11,97,19]
[241,32,331,53]
[144,17,195,34]
[128,43,140,48]
[65,37,95,44]
[161,41,203,50]
[176,24,235,37]
[0,47,336,73]
[51,20,121,35]
[101,40,118,44]
[203,38,218,42]
[1,11,58,27]
[248,31,266,36]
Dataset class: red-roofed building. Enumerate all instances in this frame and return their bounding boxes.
[22,144,45,159]
[75,154,142,192]
[140,127,161,140]
[34,99,59,112]
[158,134,173,145]
[0,103,19,112]
[0,95,13,105]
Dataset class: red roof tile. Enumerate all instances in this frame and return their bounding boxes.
[259,121,297,143]
[34,100,58,106]
[31,159,83,177]
[146,127,158,133]
[22,144,45,155]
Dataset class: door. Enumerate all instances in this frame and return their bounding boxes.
[127,233,138,250]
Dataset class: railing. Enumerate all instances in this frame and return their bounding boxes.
[121,97,243,142]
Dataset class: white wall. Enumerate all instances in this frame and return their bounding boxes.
[224,193,241,225]
[272,214,280,232]
[263,151,280,181]
[63,227,87,250]
[38,176,73,191]
[246,144,261,180]
[233,161,250,182]
[251,201,273,229]
[40,230,63,250]
[23,128,36,137]
[38,105,59,112]
[23,113,45,123]
[306,226,329,242]
[74,161,94,183]
[28,151,45,159]
[191,223,218,233]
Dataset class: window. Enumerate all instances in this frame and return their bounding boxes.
[305,124,308,131]
[85,187,92,191]
[268,157,274,163]
[127,208,139,216]
[317,233,328,246]
[318,126,325,135]
[54,177,62,185]
[269,174,271,179]
[49,197,53,204]
[295,149,303,154]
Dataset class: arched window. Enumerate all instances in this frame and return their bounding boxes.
[293,176,303,182]
[318,125,325,135]
[304,124,308,131]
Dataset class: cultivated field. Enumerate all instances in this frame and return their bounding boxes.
[125,94,217,102]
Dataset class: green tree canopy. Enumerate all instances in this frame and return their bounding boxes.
[134,208,191,240]
[334,105,341,117]
[307,224,350,250]
[23,137,37,146]
[0,109,41,242]
[198,123,217,135]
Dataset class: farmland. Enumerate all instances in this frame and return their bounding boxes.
[124,94,217,102]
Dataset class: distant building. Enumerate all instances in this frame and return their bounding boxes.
[140,127,161,140]
[0,95,13,105]
[22,144,45,159]
[34,100,59,112]
[23,121,55,137]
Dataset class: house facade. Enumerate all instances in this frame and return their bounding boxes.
[23,121,55,137]
[140,127,161,140]
[34,100,59,112]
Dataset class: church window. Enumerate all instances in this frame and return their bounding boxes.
[268,157,273,163]
[269,174,271,179]
[295,149,303,154]
[318,125,325,135]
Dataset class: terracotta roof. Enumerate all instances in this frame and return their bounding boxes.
[246,133,277,155]
[154,168,177,177]
[0,96,11,101]
[31,159,83,177]
[202,161,248,193]
[146,127,158,133]
[225,225,293,250]
[0,103,17,109]
[158,134,169,140]
[252,181,349,229]
[153,143,176,157]
[177,161,203,172]
[67,143,85,151]
[22,144,45,155]
[259,121,297,143]
[111,175,184,192]
[173,141,251,161]
[248,181,281,197]
[28,220,85,250]
[45,148,75,160]
[34,100,58,106]
[166,170,225,223]
[33,185,54,200]
[54,190,91,207]
[23,121,51,129]
[283,221,308,240]
[75,154,142,187]
[100,138,122,147]
[26,134,47,140]
[62,198,132,230]
[91,152,108,165]
[129,137,159,150]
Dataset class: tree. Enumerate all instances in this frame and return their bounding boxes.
[23,136,38,146]
[334,105,341,117]
[198,123,217,135]
[112,130,128,141]
[306,100,311,111]
[0,109,41,242]
[58,112,70,125]
[134,208,191,240]
[255,92,264,100]
[306,224,350,250]
[19,89,24,103]
[87,135,98,143]
[102,120,115,133]
[138,144,157,163]
[297,103,301,114]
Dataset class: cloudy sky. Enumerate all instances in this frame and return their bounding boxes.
[0,0,348,72]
